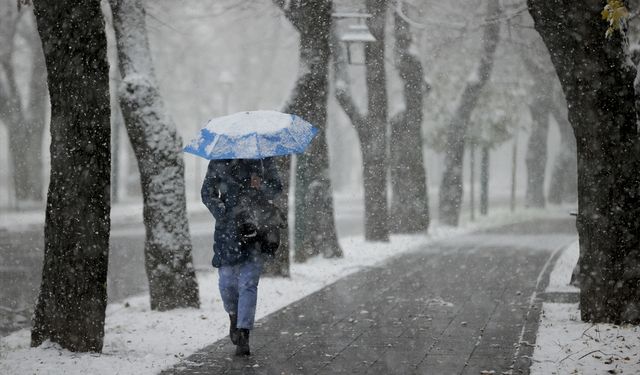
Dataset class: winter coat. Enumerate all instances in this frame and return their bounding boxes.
[201,158,283,267]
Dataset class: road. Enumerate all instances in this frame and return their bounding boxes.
[163,218,576,375]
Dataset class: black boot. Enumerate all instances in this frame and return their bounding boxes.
[235,328,251,356]
[229,314,239,345]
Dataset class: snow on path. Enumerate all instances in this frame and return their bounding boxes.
[546,240,579,294]
[0,210,553,375]
[532,242,640,374]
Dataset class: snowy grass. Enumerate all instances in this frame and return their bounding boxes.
[0,200,210,232]
[0,208,555,375]
[532,241,640,374]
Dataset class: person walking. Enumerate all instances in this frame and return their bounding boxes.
[201,157,282,356]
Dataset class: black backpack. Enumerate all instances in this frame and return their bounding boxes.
[236,194,286,256]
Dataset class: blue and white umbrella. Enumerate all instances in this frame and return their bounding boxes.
[183,110,318,160]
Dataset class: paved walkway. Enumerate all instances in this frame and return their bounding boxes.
[163,218,576,375]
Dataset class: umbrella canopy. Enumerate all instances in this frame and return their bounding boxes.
[183,110,318,160]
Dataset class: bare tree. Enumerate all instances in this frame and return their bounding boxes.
[108,0,200,310]
[30,0,111,352]
[528,0,640,323]
[517,32,577,207]
[0,4,47,205]
[480,146,489,215]
[523,57,553,208]
[332,0,390,242]
[273,0,342,265]
[547,90,577,204]
[389,2,430,233]
[438,0,500,226]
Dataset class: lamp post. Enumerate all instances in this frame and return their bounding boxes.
[218,70,235,114]
[332,12,376,65]
[193,70,236,198]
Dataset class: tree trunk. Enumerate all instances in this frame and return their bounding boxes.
[24,10,48,203]
[0,6,26,203]
[361,0,390,241]
[5,105,29,201]
[529,0,640,324]
[469,142,476,221]
[389,4,430,234]
[480,145,489,215]
[1,46,33,204]
[0,8,47,205]
[547,99,577,204]
[510,134,518,212]
[109,0,200,310]
[439,0,500,226]
[272,0,342,265]
[263,156,291,276]
[30,0,111,352]
[524,74,551,208]
[332,0,390,242]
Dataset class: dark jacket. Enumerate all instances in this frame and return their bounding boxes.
[201,158,282,267]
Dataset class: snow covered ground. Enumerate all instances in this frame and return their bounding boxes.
[0,200,210,232]
[531,242,640,374]
[0,208,549,375]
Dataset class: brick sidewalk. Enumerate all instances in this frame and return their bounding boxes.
[164,219,576,375]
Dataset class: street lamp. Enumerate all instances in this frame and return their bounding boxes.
[194,70,236,198]
[332,12,376,65]
[218,70,235,114]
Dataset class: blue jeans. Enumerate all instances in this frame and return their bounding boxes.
[218,254,263,329]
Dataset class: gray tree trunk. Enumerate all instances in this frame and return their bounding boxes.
[362,0,390,241]
[272,0,342,266]
[24,14,48,203]
[0,7,47,204]
[469,142,476,220]
[30,0,111,352]
[529,0,640,324]
[332,0,390,242]
[109,0,200,310]
[480,145,489,215]
[389,4,430,233]
[438,0,500,226]
[524,61,552,208]
[548,98,577,204]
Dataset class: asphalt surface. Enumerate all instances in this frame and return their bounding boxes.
[162,218,576,375]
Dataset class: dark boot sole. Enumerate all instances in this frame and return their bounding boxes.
[235,346,250,356]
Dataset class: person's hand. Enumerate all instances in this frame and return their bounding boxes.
[250,174,262,189]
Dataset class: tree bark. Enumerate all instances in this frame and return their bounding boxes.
[389,3,430,233]
[30,0,111,352]
[273,0,342,265]
[438,0,500,226]
[109,0,200,310]
[332,0,390,242]
[524,63,552,208]
[529,0,640,323]
[362,0,390,241]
